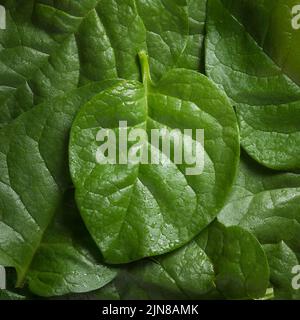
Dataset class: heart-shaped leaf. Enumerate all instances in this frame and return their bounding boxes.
[70,52,240,263]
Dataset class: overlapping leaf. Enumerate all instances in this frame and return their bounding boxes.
[0,0,207,296]
[1,0,297,300]
[206,0,300,170]
[218,0,300,86]
[59,221,269,300]
[219,154,300,257]
[0,82,119,295]
[264,242,300,300]
[0,0,194,128]
[218,154,300,298]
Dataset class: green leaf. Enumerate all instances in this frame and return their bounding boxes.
[87,282,121,300]
[35,0,190,84]
[0,0,82,128]
[218,154,300,298]
[176,0,207,71]
[92,221,269,300]
[197,221,269,299]
[219,154,300,258]
[0,289,25,300]
[0,0,220,298]
[0,0,191,127]
[53,282,121,300]
[0,268,29,299]
[0,82,119,294]
[53,240,217,300]
[206,0,300,170]
[70,52,239,263]
[106,242,216,300]
[264,242,300,300]
[114,242,216,300]
[27,190,117,297]
[50,221,270,300]
[217,0,300,86]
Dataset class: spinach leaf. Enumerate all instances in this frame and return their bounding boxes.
[264,242,300,300]
[71,221,269,300]
[1,0,293,300]
[0,0,191,127]
[0,0,84,128]
[69,52,239,263]
[219,153,300,258]
[0,290,25,300]
[36,0,208,78]
[75,0,190,83]
[206,0,300,170]
[0,82,119,294]
[0,268,31,299]
[81,282,121,301]
[27,190,117,297]
[176,0,207,71]
[197,221,269,299]
[0,0,215,298]
[114,241,216,300]
[53,282,121,300]
[218,0,300,86]
[50,241,216,300]
[218,154,300,298]
[118,221,269,300]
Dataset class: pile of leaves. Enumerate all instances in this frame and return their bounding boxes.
[0,0,300,300]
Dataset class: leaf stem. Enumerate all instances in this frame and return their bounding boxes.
[138,51,153,88]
